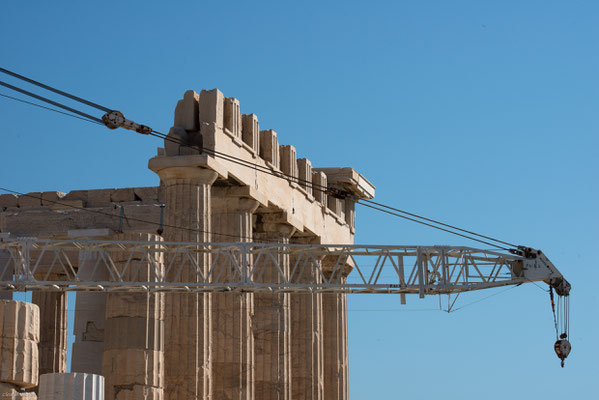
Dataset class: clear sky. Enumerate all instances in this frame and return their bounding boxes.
[1,1,597,398]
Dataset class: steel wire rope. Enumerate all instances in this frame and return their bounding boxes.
[360,198,519,248]
[448,284,521,313]
[357,201,510,250]
[0,93,105,126]
[0,67,112,112]
[0,80,103,124]
[0,70,522,250]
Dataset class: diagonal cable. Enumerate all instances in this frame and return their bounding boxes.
[0,80,103,124]
[0,67,111,112]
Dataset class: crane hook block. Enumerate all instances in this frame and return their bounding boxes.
[102,110,152,135]
[554,338,571,368]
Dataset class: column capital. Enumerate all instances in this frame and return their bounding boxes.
[322,254,354,279]
[148,155,222,184]
[157,167,218,185]
[254,212,296,241]
[254,223,296,241]
[212,193,259,214]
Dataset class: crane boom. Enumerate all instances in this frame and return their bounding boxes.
[0,237,569,296]
[0,236,572,366]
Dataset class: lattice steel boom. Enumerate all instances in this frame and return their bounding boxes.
[0,238,570,297]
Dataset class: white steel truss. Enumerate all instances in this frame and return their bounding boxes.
[0,238,567,295]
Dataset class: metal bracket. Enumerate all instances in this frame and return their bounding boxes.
[102,110,152,135]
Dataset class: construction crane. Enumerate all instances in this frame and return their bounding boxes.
[0,236,571,366]
[0,66,573,368]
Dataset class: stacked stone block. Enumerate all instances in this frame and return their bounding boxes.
[38,373,103,400]
[200,89,224,128]
[0,300,40,397]
[102,233,165,400]
[297,158,313,195]
[312,172,328,206]
[279,145,298,183]
[224,97,242,138]
[260,130,280,168]
[241,114,260,154]
[174,90,200,131]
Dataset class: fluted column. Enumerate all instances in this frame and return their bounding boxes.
[102,233,164,400]
[289,238,324,400]
[0,251,12,300]
[72,251,108,375]
[38,373,104,400]
[211,189,259,400]
[31,290,67,376]
[252,214,295,400]
[322,257,351,400]
[152,165,218,400]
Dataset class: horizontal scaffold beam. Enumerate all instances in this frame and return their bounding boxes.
[0,238,556,295]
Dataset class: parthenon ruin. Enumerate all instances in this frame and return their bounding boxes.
[0,88,375,399]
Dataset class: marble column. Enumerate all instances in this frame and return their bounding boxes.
[0,251,12,300]
[322,257,351,400]
[31,290,67,376]
[155,167,218,400]
[210,189,259,400]
[38,373,104,400]
[71,251,108,375]
[102,233,164,400]
[252,213,295,400]
[289,238,324,400]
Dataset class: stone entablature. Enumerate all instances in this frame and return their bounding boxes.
[0,187,163,238]
[150,88,375,243]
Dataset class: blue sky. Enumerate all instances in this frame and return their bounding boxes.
[1,1,597,398]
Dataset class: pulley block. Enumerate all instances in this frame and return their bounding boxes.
[554,338,571,368]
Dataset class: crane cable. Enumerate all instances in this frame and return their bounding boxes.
[0,93,104,126]
[0,67,111,112]
[0,80,103,124]
[360,199,518,248]
[549,286,571,367]
[0,67,520,251]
